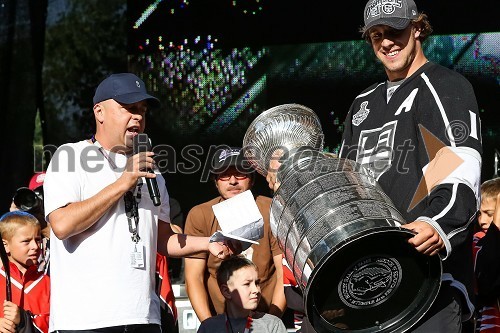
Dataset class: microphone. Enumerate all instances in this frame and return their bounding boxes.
[133,133,161,206]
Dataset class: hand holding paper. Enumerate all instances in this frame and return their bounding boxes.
[209,190,264,252]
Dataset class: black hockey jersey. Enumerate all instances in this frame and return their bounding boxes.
[340,62,482,319]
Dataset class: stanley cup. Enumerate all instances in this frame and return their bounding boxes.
[243,104,441,333]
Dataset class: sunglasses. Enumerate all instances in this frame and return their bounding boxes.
[217,173,249,181]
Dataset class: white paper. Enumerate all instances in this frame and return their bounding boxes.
[211,190,264,250]
[209,231,257,252]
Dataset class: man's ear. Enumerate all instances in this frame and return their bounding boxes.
[94,103,104,124]
[412,24,422,39]
[414,29,421,39]
[220,284,232,299]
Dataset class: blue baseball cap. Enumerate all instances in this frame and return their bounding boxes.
[93,73,160,108]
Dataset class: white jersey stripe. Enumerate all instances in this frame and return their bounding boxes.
[24,273,45,293]
[355,83,384,99]
[432,183,458,221]
[0,269,46,294]
[0,270,23,290]
[420,73,456,147]
[469,110,479,140]
[339,139,345,157]
[33,322,43,333]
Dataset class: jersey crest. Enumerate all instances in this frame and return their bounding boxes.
[356,120,397,180]
[352,101,370,126]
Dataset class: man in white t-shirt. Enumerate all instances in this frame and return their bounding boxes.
[44,73,233,333]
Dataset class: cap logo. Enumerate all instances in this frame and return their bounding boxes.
[218,149,240,162]
[366,0,403,19]
[136,80,141,88]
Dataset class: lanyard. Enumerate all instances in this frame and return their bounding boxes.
[91,136,141,243]
[225,314,252,333]
[124,190,141,243]
[91,135,118,169]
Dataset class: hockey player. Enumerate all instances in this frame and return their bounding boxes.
[339,0,482,331]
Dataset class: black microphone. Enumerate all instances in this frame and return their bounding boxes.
[133,133,161,206]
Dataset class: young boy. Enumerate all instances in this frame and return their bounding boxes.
[197,256,287,333]
[474,178,500,332]
[0,211,50,333]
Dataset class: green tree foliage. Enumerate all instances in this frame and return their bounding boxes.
[43,0,127,145]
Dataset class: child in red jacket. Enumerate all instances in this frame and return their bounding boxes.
[0,211,50,333]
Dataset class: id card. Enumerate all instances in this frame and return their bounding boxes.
[130,241,145,269]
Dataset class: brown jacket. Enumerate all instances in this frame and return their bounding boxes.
[184,195,282,314]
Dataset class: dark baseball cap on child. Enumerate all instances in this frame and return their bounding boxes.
[363,0,418,36]
[93,73,160,108]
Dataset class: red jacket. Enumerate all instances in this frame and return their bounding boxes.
[156,253,177,322]
[474,229,500,332]
[0,262,50,333]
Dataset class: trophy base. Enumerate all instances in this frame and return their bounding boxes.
[305,228,441,333]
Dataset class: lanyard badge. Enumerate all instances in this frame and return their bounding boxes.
[92,136,146,269]
[124,190,145,269]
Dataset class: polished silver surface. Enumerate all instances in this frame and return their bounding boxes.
[273,155,406,286]
[273,153,441,333]
[243,105,441,332]
[242,103,324,177]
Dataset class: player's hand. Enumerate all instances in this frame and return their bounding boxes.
[401,221,444,256]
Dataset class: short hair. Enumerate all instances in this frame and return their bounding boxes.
[361,13,433,43]
[216,255,258,287]
[0,211,40,241]
[481,178,500,202]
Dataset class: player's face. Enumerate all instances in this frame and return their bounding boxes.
[368,24,423,81]
[478,197,496,232]
[215,167,253,199]
[226,266,261,313]
[4,225,41,273]
[95,99,147,152]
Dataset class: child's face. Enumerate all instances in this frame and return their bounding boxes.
[226,266,261,312]
[4,225,41,272]
[478,197,496,232]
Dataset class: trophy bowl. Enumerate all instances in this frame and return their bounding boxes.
[242,103,324,176]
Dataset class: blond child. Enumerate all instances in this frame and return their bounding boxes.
[197,256,287,333]
[473,178,500,332]
[0,211,50,333]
